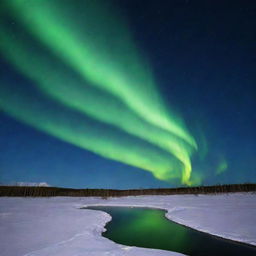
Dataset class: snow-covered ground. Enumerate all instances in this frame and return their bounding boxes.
[0,193,255,256]
[1,182,50,187]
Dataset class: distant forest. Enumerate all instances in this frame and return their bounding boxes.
[0,183,255,197]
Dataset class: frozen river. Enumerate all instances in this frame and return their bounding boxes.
[0,193,256,255]
[88,206,256,256]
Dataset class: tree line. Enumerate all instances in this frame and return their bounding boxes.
[0,183,255,197]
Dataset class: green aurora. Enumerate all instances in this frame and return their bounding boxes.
[0,0,199,185]
[6,0,196,147]
[0,80,184,181]
[216,159,228,175]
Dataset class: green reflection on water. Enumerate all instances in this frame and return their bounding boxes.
[87,206,256,256]
[115,209,188,249]
[93,207,190,251]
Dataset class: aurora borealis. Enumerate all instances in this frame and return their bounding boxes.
[0,0,255,188]
[0,0,196,185]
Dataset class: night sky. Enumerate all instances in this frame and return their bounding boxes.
[0,0,255,189]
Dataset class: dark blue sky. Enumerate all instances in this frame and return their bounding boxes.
[0,0,255,188]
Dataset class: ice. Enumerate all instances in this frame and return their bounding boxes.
[0,193,255,256]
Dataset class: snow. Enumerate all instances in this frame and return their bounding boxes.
[0,193,255,256]
[1,182,50,187]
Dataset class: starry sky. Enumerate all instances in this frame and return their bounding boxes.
[0,0,255,189]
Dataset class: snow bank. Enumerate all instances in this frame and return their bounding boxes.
[84,193,256,246]
[1,182,50,187]
[0,197,183,256]
[0,193,255,256]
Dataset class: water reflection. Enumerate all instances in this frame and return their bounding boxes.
[87,206,256,256]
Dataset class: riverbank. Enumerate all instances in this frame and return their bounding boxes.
[0,193,255,255]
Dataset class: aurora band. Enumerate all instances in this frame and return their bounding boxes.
[0,80,183,182]
[6,0,196,147]
[1,0,198,185]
